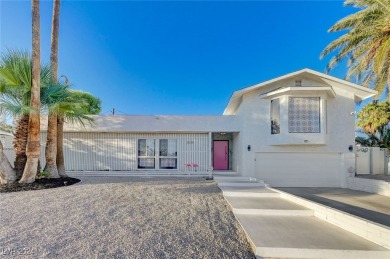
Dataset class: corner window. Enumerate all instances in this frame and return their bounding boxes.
[288,97,320,133]
[271,99,280,134]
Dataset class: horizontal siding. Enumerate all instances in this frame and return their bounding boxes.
[40,132,210,172]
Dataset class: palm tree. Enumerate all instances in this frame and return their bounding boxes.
[356,101,390,151]
[0,49,51,178]
[320,0,390,100]
[19,0,41,183]
[56,90,102,177]
[356,101,390,134]
[0,50,101,179]
[44,0,61,178]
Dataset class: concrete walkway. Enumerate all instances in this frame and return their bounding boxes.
[277,187,390,227]
[215,176,390,259]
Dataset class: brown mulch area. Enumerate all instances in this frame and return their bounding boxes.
[0,177,80,193]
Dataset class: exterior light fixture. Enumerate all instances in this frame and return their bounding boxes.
[247,145,251,151]
[349,145,353,152]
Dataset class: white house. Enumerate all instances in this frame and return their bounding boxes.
[39,69,377,187]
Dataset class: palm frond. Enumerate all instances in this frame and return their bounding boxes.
[321,0,390,99]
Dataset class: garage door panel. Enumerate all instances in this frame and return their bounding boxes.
[256,153,341,187]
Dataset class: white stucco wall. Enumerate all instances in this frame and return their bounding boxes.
[233,76,357,186]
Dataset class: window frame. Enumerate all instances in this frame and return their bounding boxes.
[270,98,281,135]
[159,139,178,169]
[288,97,321,134]
[137,138,178,170]
[137,139,156,169]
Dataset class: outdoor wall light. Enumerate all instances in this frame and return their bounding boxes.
[349,145,353,152]
[247,145,251,151]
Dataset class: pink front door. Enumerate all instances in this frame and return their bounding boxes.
[213,141,228,170]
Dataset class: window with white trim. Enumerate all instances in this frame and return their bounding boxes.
[288,97,320,133]
[137,139,178,169]
[270,99,280,134]
[159,139,177,169]
[138,139,156,169]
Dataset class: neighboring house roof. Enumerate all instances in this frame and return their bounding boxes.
[41,115,239,133]
[223,68,378,115]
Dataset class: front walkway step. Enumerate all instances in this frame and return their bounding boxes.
[233,208,313,216]
[237,214,390,259]
[217,179,265,187]
[212,171,239,176]
[214,176,257,181]
[225,197,313,216]
[219,186,280,198]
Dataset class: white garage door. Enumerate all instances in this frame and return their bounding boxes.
[255,153,342,187]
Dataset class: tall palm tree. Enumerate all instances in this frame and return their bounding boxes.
[56,90,101,177]
[0,50,101,179]
[0,49,51,178]
[320,0,390,100]
[44,0,61,178]
[19,0,41,183]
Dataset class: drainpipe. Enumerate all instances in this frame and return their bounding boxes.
[370,147,373,175]
[206,132,213,180]
[384,149,389,176]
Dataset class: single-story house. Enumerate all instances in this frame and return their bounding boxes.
[39,68,377,187]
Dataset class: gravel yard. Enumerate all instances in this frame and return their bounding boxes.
[0,177,255,258]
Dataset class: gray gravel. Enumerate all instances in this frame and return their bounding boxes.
[0,177,255,259]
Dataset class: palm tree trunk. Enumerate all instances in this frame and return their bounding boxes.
[13,114,29,179]
[19,0,41,183]
[0,141,16,184]
[44,0,61,178]
[56,115,67,177]
[44,112,59,178]
[50,0,60,78]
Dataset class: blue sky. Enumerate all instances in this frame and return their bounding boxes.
[1,0,362,115]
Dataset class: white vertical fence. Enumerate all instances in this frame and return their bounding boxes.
[356,147,389,175]
[0,134,15,165]
[40,132,210,172]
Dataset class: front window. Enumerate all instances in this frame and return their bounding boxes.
[271,99,280,134]
[288,97,320,133]
[138,139,155,169]
[137,139,178,169]
[159,139,177,169]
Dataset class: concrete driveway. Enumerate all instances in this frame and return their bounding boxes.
[277,187,390,227]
